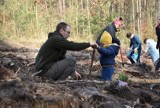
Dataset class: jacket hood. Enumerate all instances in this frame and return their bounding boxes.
[48,31,62,38]
[48,32,54,38]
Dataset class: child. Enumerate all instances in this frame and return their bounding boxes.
[126,32,142,64]
[97,31,120,81]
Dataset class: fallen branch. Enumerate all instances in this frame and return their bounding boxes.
[14,67,21,77]
[27,62,35,66]
[122,62,132,66]
[53,80,110,84]
[123,69,141,76]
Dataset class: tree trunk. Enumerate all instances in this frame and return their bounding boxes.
[0,0,4,5]
[62,0,65,20]
[58,0,63,21]
[132,0,135,33]
[137,0,141,37]
[157,0,160,20]
[109,0,114,19]
[139,0,142,38]
[86,0,91,40]
[76,0,79,36]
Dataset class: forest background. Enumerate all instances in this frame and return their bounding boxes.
[0,0,160,47]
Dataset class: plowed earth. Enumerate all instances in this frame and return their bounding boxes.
[0,41,160,108]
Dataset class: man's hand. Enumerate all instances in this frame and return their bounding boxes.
[90,42,99,49]
[74,71,81,80]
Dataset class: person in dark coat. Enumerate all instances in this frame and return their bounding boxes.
[35,22,98,80]
[126,32,142,64]
[155,19,160,71]
[97,31,120,81]
[156,19,160,53]
[96,17,123,46]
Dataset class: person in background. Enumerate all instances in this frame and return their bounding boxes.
[35,22,98,81]
[143,38,159,65]
[156,19,160,54]
[126,32,142,64]
[96,17,123,46]
[155,19,160,71]
[97,32,120,81]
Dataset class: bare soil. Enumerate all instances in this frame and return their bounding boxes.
[0,41,160,108]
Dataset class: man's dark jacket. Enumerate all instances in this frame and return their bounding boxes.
[35,31,90,72]
[129,35,141,50]
[96,22,120,45]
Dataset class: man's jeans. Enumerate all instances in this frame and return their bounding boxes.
[44,58,76,80]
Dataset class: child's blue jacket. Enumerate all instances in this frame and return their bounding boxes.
[98,44,120,66]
